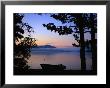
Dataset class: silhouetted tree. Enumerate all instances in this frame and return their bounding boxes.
[14,13,36,71]
[43,13,89,70]
[86,13,97,71]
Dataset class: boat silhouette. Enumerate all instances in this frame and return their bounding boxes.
[40,64,66,71]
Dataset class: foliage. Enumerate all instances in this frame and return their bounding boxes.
[43,13,89,46]
[14,13,36,70]
[43,13,97,71]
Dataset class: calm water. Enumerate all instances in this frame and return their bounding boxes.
[28,48,92,70]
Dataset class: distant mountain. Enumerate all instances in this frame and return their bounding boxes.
[32,45,56,48]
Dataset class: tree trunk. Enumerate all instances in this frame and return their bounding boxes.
[91,28,97,71]
[90,14,97,71]
[78,15,86,71]
[80,27,86,71]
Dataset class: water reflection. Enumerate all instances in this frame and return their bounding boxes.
[28,48,92,70]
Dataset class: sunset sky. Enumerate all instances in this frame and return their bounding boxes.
[22,13,90,48]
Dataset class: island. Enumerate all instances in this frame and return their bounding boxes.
[32,44,56,48]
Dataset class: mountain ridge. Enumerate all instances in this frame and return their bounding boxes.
[32,45,56,48]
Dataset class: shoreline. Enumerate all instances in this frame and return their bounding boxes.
[14,69,96,75]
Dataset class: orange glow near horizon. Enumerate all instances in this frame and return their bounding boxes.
[35,34,76,48]
[36,41,73,48]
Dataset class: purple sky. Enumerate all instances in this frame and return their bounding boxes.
[22,13,91,48]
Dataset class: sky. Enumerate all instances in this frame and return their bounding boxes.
[22,13,91,48]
